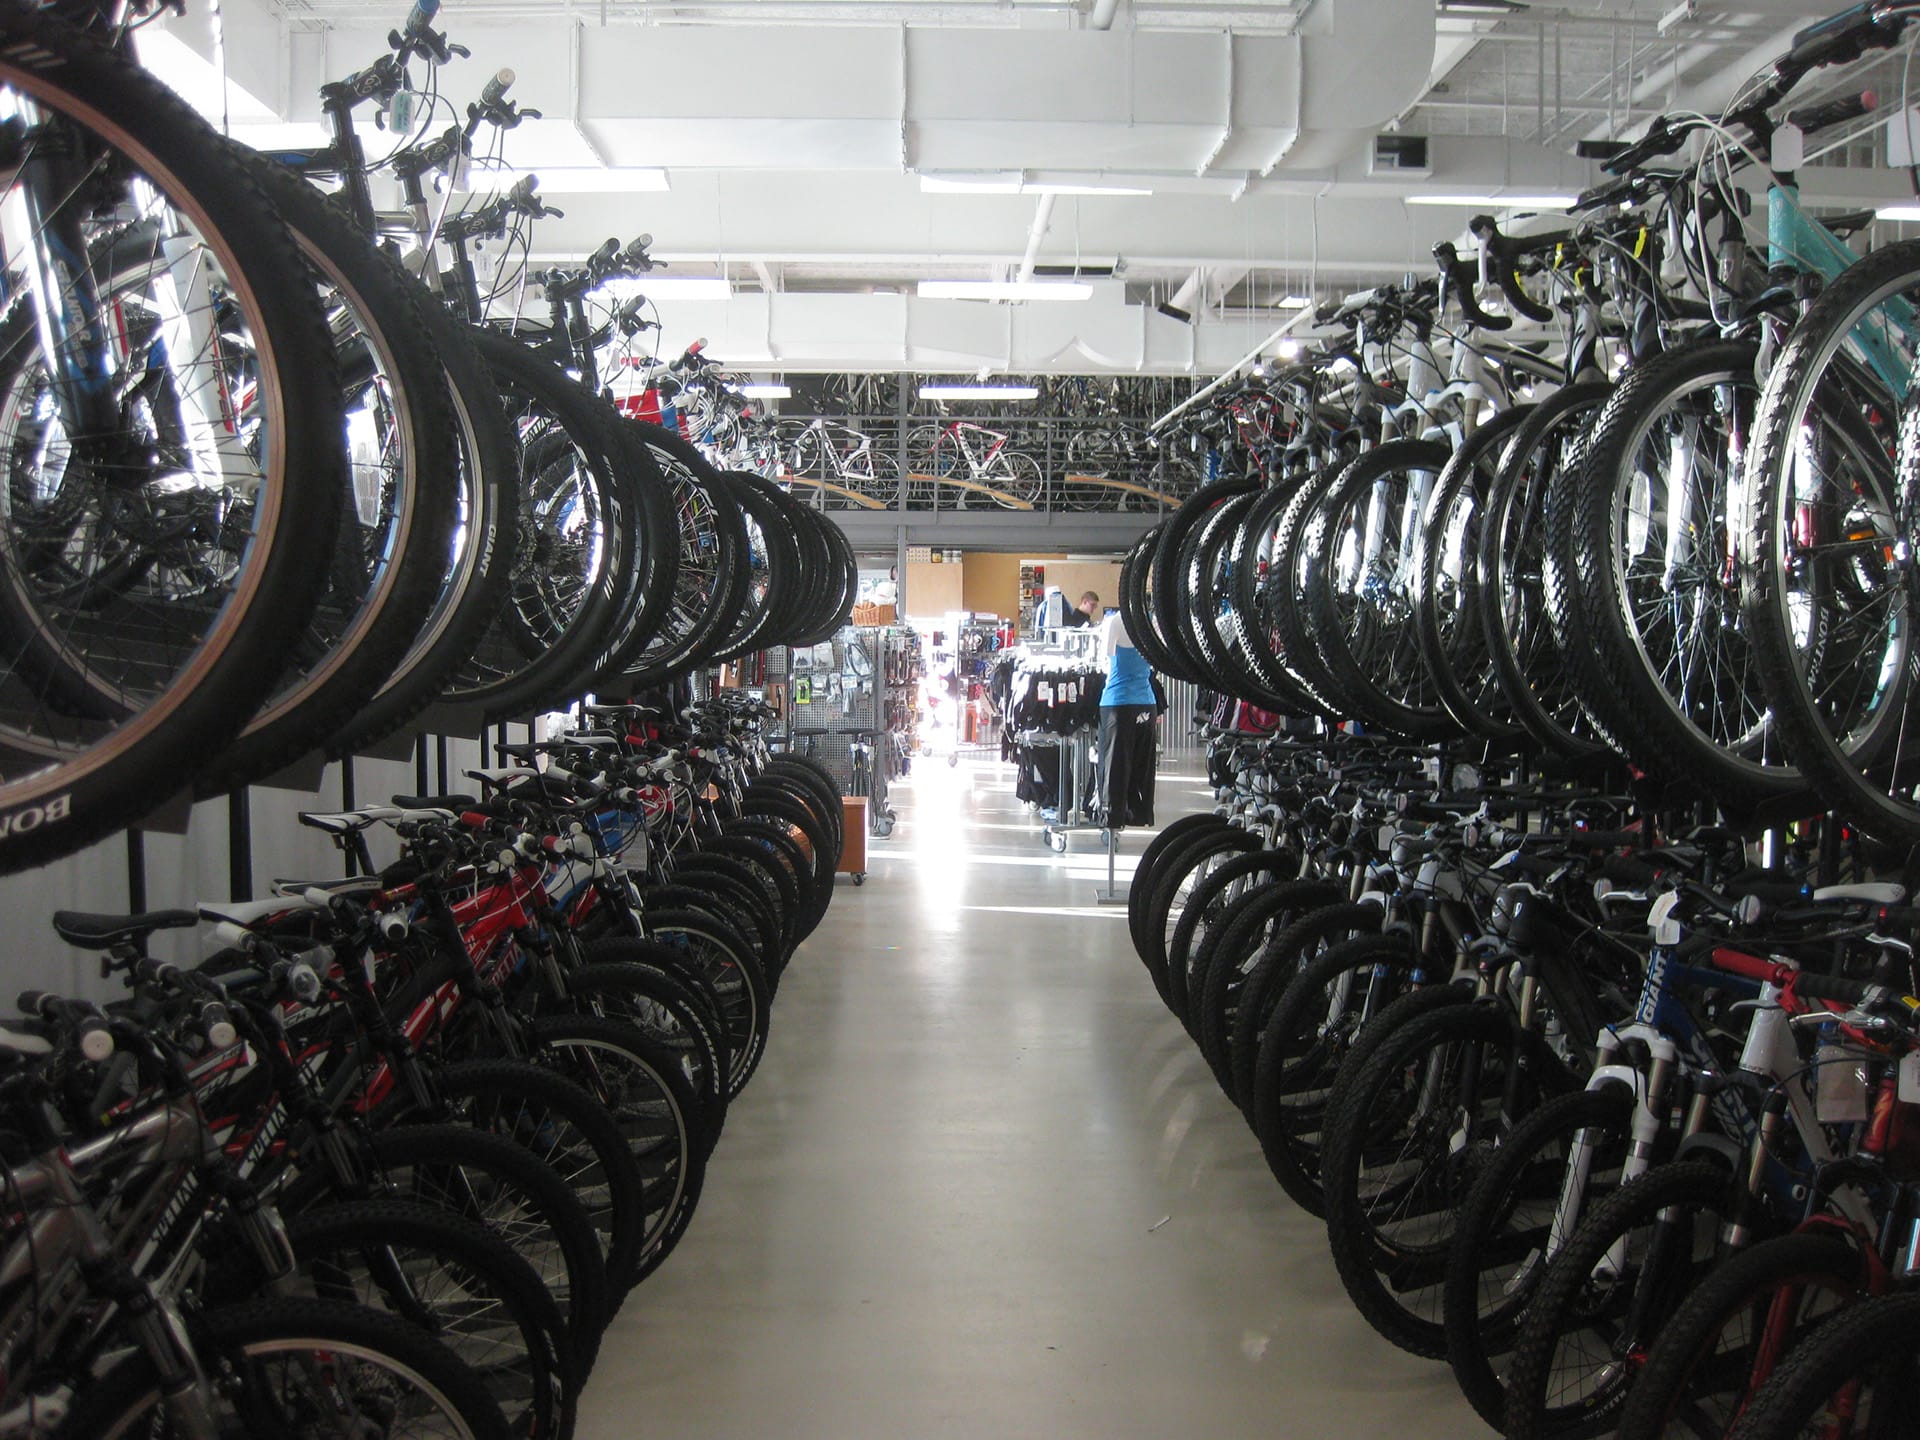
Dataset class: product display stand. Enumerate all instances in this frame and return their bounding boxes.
[1090,824,1128,905]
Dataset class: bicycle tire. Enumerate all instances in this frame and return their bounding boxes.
[0,7,344,870]
[1726,1289,1920,1440]
[58,1295,513,1440]
[1442,1086,1634,1427]
[191,148,457,792]
[1617,1231,1865,1440]
[1502,1160,1735,1440]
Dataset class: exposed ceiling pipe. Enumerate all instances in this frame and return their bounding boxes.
[1149,305,1315,432]
[1167,266,1204,311]
[1088,0,1120,29]
[1016,191,1057,283]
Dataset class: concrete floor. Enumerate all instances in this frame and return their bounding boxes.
[579,758,1489,1439]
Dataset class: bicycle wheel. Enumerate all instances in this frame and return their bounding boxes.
[607,423,740,689]
[1319,998,1531,1357]
[1502,1160,1735,1440]
[1413,406,1534,743]
[440,334,640,718]
[708,472,800,664]
[191,147,457,791]
[1299,438,1458,737]
[327,285,519,755]
[1442,1086,1634,1428]
[1190,879,1343,1087]
[1480,382,1618,761]
[60,1296,513,1440]
[1252,969,1466,1218]
[1617,1231,1865,1440]
[1728,1289,1920,1440]
[994,449,1045,508]
[1227,478,1340,716]
[247,1199,572,1440]
[1743,240,1920,845]
[0,7,345,870]
[1558,339,1804,808]
[1226,898,1380,1114]
[529,1014,707,1286]
[427,1058,649,1302]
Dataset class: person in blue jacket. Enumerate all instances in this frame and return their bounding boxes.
[1094,606,1158,828]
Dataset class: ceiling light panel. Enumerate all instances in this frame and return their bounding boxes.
[917,280,1093,301]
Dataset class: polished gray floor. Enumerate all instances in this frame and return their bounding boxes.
[580,758,1487,1439]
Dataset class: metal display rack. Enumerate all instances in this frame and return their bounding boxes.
[786,625,902,838]
[926,614,1009,768]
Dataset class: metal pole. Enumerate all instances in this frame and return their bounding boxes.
[227,788,252,902]
[126,828,147,913]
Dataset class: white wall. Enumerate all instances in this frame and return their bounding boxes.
[0,732,510,1004]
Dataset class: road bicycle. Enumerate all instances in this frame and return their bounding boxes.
[904,417,1045,509]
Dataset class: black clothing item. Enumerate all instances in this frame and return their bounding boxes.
[1062,607,1092,628]
[1097,704,1157,829]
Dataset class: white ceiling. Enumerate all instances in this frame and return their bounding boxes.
[146,0,1920,372]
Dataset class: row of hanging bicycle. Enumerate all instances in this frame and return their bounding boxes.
[1117,9,1920,1436]
[0,0,859,879]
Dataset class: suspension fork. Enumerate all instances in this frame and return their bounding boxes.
[10,146,110,399]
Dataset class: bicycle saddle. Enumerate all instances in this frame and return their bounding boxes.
[198,894,325,929]
[389,794,479,811]
[51,909,198,951]
[299,806,407,835]
[271,875,388,901]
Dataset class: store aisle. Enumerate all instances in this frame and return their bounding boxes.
[579,760,1486,1440]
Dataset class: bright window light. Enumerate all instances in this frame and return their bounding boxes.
[1277,295,1312,309]
[1275,337,1303,360]
[595,276,732,300]
[739,383,791,399]
[1876,203,1920,221]
[917,280,1093,302]
[1404,193,1579,208]
[920,384,1040,401]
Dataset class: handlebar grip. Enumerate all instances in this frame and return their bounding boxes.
[18,993,113,1061]
[1786,89,1876,136]
[1783,3,1891,75]
[479,66,515,109]
[589,236,619,269]
[271,959,323,1005]
[403,0,440,35]
[1793,970,1873,1006]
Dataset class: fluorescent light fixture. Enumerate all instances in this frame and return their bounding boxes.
[594,276,732,300]
[1875,203,1920,221]
[739,383,791,399]
[920,173,1025,195]
[1405,193,1579,208]
[917,280,1093,302]
[1028,182,1154,196]
[524,167,671,194]
[918,173,1151,197]
[1277,294,1312,309]
[919,384,1040,401]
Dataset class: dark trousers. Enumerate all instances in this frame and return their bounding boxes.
[1097,704,1156,829]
